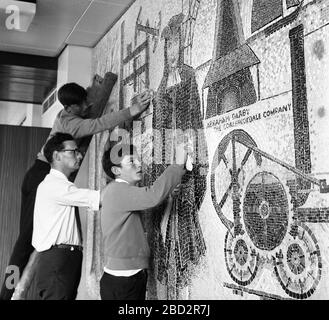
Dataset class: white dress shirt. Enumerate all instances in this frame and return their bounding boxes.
[32,169,100,252]
[103,178,142,277]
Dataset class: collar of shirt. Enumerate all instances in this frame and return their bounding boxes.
[115,178,129,184]
[50,168,68,181]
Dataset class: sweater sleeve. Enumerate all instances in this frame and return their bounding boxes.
[112,164,185,212]
[61,108,132,138]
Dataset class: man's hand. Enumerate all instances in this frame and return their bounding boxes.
[129,90,153,117]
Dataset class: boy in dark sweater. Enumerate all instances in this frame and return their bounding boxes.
[100,142,187,300]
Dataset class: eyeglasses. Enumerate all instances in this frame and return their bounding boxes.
[60,148,83,156]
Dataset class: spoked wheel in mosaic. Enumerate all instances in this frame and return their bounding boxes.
[224,229,260,286]
[211,129,262,285]
[273,221,322,299]
[210,129,262,232]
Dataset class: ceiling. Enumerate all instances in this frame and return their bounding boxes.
[0,0,135,57]
[0,0,135,107]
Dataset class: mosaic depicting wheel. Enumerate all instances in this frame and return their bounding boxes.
[224,229,260,286]
[210,129,262,233]
[211,129,263,286]
[243,171,290,252]
[273,222,322,299]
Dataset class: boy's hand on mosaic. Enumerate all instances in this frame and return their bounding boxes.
[175,142,188,167]
[130,89,153,116]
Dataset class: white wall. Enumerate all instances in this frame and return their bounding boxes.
[0,101,26,125]
[0,101,42,126]
[41,45,93,128]
[21,104,42,127]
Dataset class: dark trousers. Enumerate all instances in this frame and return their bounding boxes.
[36,247,82,300]
[0,160,50,300]
[100,269,148,300]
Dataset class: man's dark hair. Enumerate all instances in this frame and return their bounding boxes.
[102,143,137,180]
[57,83,87,109]
[44,132,75,163]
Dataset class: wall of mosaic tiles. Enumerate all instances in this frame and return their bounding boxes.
[86,0,329,300]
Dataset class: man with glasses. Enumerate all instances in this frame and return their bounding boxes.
[0,79,151,300]
[32,132,100,300]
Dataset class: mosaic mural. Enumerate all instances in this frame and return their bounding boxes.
[88,0,329,300]
[203,0,327,300]
[148,10,208,299]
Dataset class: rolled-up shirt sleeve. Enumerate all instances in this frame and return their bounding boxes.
[55,183,100,211]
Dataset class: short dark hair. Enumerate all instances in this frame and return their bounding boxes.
[57,83,87,109]
[44,132,75,163]
[102,143,137,180]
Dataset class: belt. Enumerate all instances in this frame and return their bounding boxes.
[52,244,83,251]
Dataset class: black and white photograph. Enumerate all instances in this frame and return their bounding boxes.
[0,0,329,305]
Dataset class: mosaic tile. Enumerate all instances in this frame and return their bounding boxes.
[87,0,329,300]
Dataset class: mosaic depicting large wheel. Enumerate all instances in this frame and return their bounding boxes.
[243,172,290,252]
[224,229,260,286]
[211,129,262,286]
[210,129,262,232]
[273,222,322,299]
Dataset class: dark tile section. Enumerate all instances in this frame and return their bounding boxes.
[251,0,283,34]
[119,21,125,112]
[295,207,329,223]
[205,68,258,118]
[264,5,300,37]
[148,35,208,296]
[216,0,240,58]
[243,172,289,251]
[289,25,312,200]
[203,44,260,89]
[287,0,300,9]
[204,0,259,119]
[119,21,150,131]
[223,282,292,300]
